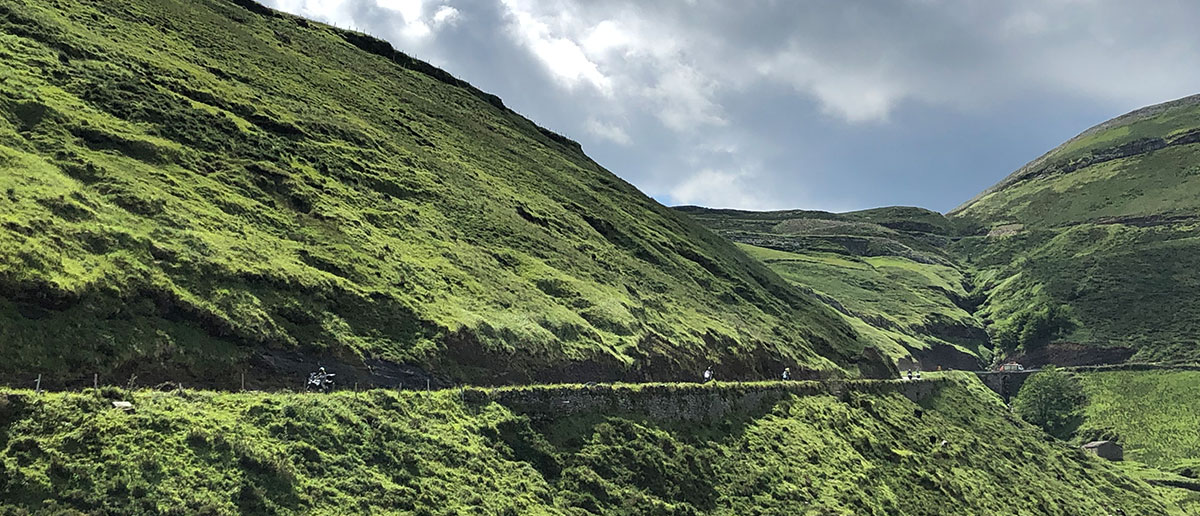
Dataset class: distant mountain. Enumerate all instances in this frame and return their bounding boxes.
[0,0,876,388]
[950,94,1200,365]
[676,206,987,371]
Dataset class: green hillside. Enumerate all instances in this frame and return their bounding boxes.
[0,376,1181,514]
[1075,369,1200,470]
[950,95,1200,365]
[676,206,987,370]
[952,94,1200,226]
[0,0,876,388]
[1073,368,1200,513]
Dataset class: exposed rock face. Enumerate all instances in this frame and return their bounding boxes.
[1008,344,1136,369]
[1083,440,1124,461]
[857,347,900,379]
[911,343,985,372]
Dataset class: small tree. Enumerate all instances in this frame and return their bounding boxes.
[1012,366,1086,439]
[1018,304,1077,351]
[991,304,1077,353]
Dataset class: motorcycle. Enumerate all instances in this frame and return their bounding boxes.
[306,371,336,393]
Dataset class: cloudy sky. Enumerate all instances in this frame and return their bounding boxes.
[264,0,1200,213]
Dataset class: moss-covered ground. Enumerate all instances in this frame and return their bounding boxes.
[951,93,1200,227]
[0,375,1180,515]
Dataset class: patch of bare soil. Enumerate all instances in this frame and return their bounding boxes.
[903,343,983,371]
[1009,343,1135,368]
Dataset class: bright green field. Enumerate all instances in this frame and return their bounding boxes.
[739,244,985,366]
[1073,369,1200,514]
[0,376,1179,515]
[0,0,864,386]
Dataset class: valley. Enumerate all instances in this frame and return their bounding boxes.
[1,0,1199,513]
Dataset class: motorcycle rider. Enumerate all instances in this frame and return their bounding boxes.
[308,366,335,392]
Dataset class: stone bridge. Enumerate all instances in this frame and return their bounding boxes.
[975,370,1037,402]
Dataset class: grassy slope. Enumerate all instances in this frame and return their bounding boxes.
[952,94,1200,224]
[1074,369,1200,514]
[1076,370,1200,470]
[0,376,1179,515]
[676,206,987,370]
[949,95,1200,363]
[0,0,866,387]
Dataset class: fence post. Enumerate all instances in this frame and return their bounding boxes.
[426,379,430,392]
[241,372,246,392]
[35,374,41,395]
[93,373,98,390]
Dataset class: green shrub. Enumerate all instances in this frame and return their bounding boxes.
[993,304,1077,352]
[1013,367,1086,439]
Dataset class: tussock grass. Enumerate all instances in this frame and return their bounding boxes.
[0,377,1179,514]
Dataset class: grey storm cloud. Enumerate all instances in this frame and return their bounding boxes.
[262,0,1200,212]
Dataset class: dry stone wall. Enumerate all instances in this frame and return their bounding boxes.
[465,378,947,423]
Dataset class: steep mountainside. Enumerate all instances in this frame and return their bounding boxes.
[950,94,1200,365]
[0,0,873,388]
[676,206,987,371]
[0,376,1182,514]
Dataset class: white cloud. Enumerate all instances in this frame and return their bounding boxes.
[581,20,631,57]
[432,5,459,25]
[586,118,632,145]
[265,0,356,29]
[757,50,905,123]
[494,2,727,132]
[264,0,456,42]
[500,0,613,95]
[646,64,726,131]
[669,168,779,210]
[375,0,422,22]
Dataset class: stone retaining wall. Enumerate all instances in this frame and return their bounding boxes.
[464,378,948,423]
